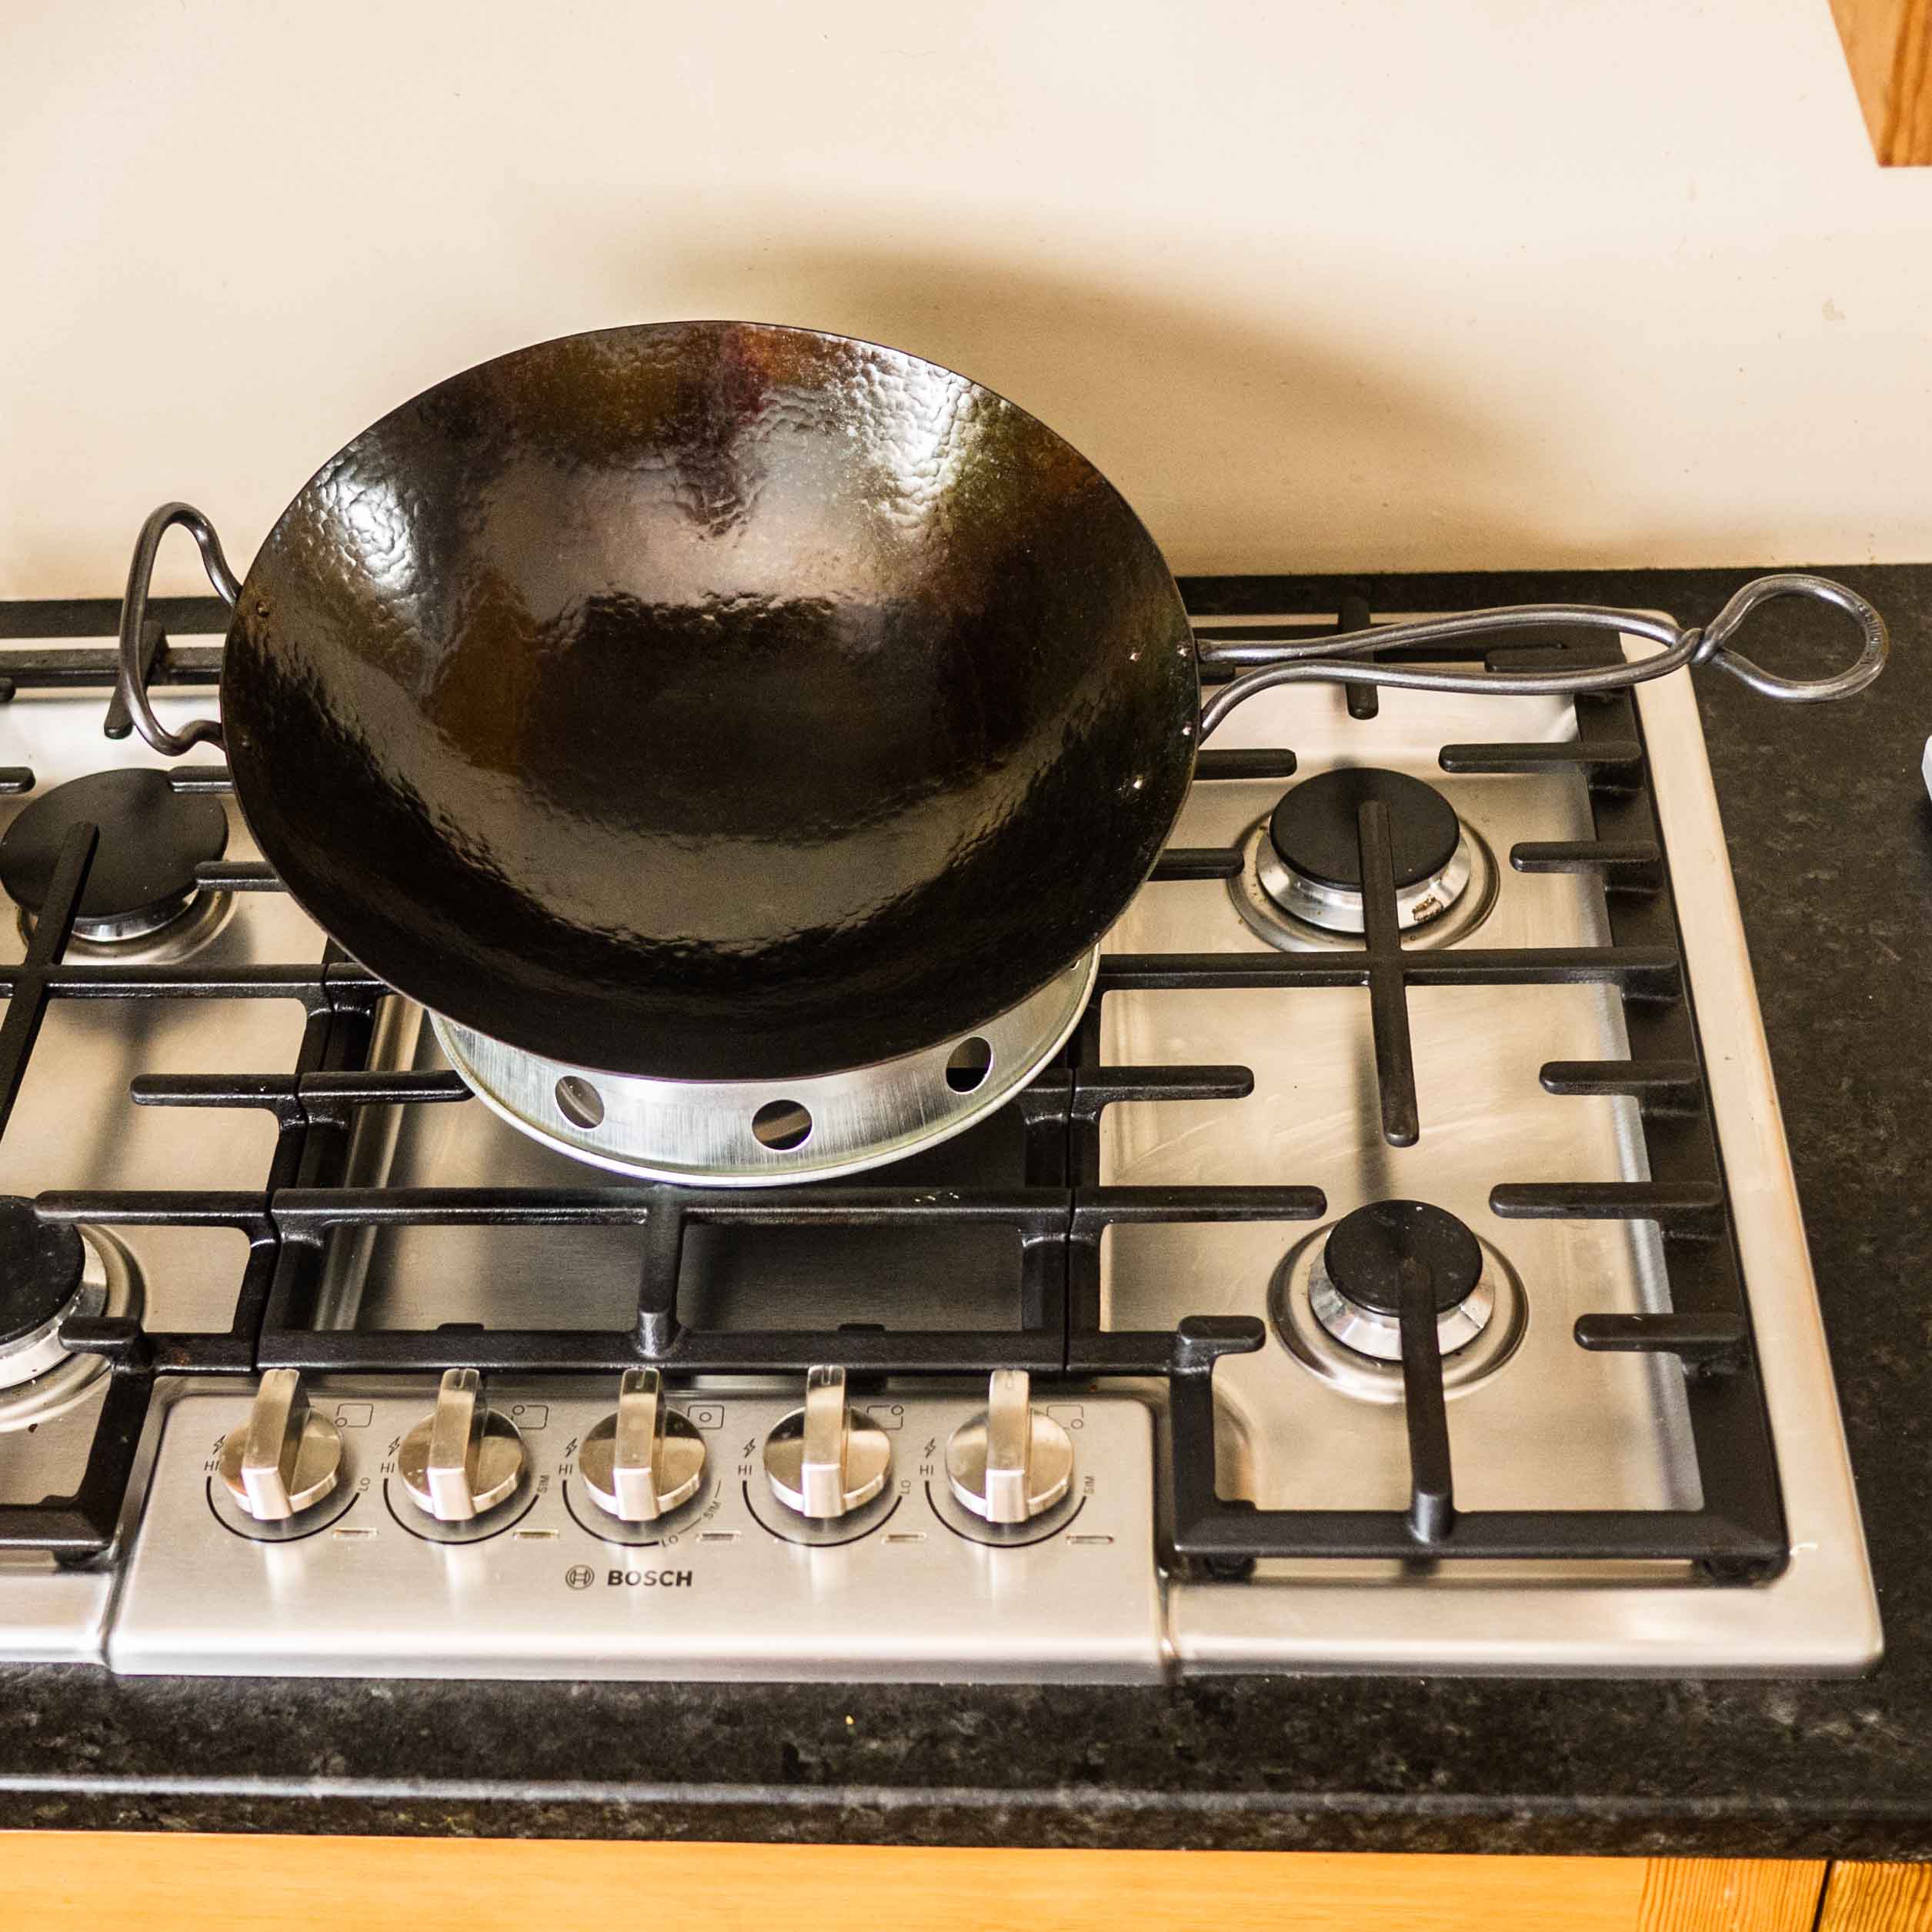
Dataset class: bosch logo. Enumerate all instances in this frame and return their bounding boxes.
[564,1564,596,1590]
[608,1568,693,1588]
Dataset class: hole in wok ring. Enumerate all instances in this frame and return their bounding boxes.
[945,1036,994,1093]
[752,1099,813,1150]
[555,1076,605,1130]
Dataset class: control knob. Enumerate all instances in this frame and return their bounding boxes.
[762,1365,892,1520]
[398,1368,526,1522]
[578,1366,706,1522]
[218,1368,343,1522]
[945,1370,1074,1524]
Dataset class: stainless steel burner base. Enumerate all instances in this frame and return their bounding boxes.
[19,889,236,962]
[432,949,1098,1186]
[1270,1224,1525,1397]
[0,1227,141,1428]
[1230,816,1499,952]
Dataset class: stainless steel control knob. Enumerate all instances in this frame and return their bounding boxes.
[578,1367,706,1522]
[218,1368,343,1522]
[398,1368,526,1522]
[762,1364,892,1520]
[945,1370,1074,1525]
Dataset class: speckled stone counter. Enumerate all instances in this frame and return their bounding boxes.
[2,564,1927,1856]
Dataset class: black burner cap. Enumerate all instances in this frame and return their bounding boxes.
[1323,1200,1482,1317]
[0,769,226,931]
[1269,768,1460,891]
[0,1197,85,1348]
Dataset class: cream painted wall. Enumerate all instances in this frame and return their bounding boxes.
[2,0,1927,597]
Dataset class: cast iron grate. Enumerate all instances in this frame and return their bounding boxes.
[0,586,1785,1580]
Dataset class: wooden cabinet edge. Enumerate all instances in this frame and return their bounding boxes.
[1830,0,1932,165]
[1,1836,1847,1932]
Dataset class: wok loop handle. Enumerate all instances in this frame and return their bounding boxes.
[1690,572,1890,701]
[1195,572,1889,740]
[115,502,236,756]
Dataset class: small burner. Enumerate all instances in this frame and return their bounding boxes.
[0,1197,87,1392]
[1308,1200,1494,1363]
[1256,767,1472,936]
[0,769,227,943]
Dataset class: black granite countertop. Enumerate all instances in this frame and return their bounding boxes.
[3,564,1928,1857]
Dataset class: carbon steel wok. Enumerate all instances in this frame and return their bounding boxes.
[117,322,1888,1105]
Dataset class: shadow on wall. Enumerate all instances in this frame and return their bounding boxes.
[622,233,1550,576]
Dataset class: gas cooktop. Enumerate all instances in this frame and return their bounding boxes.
[0,577,1879,1679]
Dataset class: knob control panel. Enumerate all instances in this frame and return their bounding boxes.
[397,1369,526,1523]
[119,1380,1163,1681]
[578,1368,706,1523]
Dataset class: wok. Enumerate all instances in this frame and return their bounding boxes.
[115,322,1889,1090]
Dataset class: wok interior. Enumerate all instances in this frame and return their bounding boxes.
[222,323,1197,1081]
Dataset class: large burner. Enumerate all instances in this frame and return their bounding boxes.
[0,1199,87,1391]
[0,1196,142,1429]
[1256,767,1472,936]
[0,769,227,944]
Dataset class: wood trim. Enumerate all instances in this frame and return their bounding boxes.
[1642,1857,1830,1930]
[1830,0,1932,163]
[1820,1861,1932,1929]
[0,1835,1833,1932]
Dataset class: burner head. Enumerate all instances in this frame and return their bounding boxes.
[0,769,228,943]
[1258,769,1471,938]
[1270,767,1460,892]
[0,1197,85,1354]
[1323,1200,1483,1317]
[1307,1200,1494,1363]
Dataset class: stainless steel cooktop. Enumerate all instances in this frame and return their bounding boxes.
[0,595,1880,1679]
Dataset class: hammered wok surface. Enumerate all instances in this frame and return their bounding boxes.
[220,322,1199,1082]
